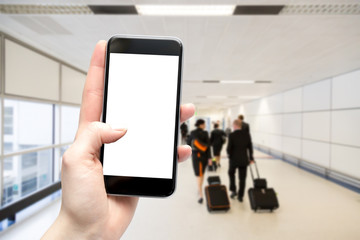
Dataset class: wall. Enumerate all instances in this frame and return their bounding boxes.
[229,69,360,183]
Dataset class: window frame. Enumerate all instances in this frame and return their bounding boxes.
[0,31,84,224]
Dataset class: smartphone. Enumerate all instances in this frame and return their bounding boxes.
[100,35,183,197]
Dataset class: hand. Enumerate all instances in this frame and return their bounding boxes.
[249,160,255,164]
[42,41,195,240]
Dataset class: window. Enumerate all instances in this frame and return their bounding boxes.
[4,99,54,154]
[61,106,80,143]
[0,37,84,230]
[38,149,52,188]
[4,142,13,153]
[3,143,13,170]
[2,155,20,205]
[54,145,70,182]
[2,185,14,205]
[1,100,80,207]
[1,99,66,207]
[21,152,37,169]
[21,174,37,197]
[2,148,54,204]
[4,157,13,171]
[4,107,13,134]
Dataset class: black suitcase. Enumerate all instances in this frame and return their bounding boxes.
[205,184,230,212]
[254,178,267,189]
[207,176,221,185]
[250,162,267,189]
[248,162,279,212]
[248,188,279,212]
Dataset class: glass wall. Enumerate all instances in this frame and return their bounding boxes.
[0,33,85,211]
[3,100,53,153]
[1,99,79,206]
[0,33,87,232]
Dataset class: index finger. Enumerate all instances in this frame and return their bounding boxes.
[79,40,107,127]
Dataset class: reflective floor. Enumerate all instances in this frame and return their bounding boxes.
[1,150,360,240]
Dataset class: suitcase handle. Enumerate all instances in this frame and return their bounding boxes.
[249,161,261,180]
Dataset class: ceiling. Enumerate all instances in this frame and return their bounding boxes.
[1,0,360,111]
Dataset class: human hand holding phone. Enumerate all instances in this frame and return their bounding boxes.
[42,40,195,240]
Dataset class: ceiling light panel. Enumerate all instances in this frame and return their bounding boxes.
[136,5,235,16]
[221,80,255,84]
[203,80,220,83]
[255,80,272,84]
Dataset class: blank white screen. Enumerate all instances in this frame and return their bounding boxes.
[103,53,179,179]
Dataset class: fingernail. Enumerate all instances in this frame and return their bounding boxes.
[182,145,191,150]
[114,128,127,133]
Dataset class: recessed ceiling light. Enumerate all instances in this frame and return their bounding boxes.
[136,5,236,16]
[203,80,220,83]
[220,80,255,84]
[255,80,272,84]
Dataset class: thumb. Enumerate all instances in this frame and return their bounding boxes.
[76,122,127,154]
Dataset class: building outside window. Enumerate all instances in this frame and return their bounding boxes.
[0,36,83,231]
[1,99,79,206]
[4,107,13,135]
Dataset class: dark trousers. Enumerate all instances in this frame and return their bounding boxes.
[228,165,247,198]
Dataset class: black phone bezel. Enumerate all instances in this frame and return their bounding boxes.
[100,35,183,197]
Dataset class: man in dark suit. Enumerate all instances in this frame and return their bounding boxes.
[227,119,254,202]
[210,123,226,168]
[238,114,250,134]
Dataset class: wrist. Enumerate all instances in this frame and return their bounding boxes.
[42,210,102,240]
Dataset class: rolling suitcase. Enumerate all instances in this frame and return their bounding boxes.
[254,178,267,189]
[251,161,267,189]
[205,184,230,212]
[207,176,221,185]
[248,162,279,212]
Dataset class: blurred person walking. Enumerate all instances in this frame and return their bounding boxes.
[238,114,250,134]
[187,119,212,204]
[210,123,226,168]
[227,119,254,202]
[180,122,189,144]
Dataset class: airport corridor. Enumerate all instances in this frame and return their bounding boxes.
[2,149,359,240]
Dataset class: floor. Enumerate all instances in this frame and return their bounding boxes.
[1,150,360,240]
